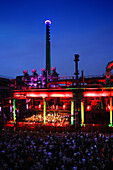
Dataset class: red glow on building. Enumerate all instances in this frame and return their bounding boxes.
[23,70,28,74]
[9,100,11,104]
[38,104,41,109]
[84,91,113,97]
[107,62,113,69]
[106,105,113,111]
[26,92,48,98]
[87,105,91,111]
[51,67,55,71]
[49,92,73,98]
[41,68,45,71]
[32,69,36,72]
[63,104,66,110]
[106,72,111,79]
[3,20,113,132]
[13,91,73,99]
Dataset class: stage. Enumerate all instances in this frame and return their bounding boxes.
[5,120,113,133]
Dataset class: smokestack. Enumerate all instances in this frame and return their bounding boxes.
[74,54,79,80]
[45,19,51,75]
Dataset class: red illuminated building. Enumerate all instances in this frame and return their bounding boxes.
[2,20,113,131]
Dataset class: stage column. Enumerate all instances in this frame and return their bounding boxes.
[13,99,16,124]
[81,100,85,127]
[71,100,74,125]
[109,97,113,127]
[43,98,46,124]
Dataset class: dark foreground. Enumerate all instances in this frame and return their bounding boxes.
[0,130,113,170]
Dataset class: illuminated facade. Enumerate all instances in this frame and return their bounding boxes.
[2,20,113,131]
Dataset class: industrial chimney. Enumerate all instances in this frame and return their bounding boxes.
[45,19,51,76]
[74,54,79,80]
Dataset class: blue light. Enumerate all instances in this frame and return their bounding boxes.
[45,20,51,25]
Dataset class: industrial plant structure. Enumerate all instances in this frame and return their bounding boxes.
[2,20,113,132]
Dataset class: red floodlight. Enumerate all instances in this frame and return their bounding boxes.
[87,105,91,111]
[38,104,41,109]
[63,104,66,110]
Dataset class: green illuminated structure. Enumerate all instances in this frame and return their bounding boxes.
[43,98,46,124]
[109,97,113,127]
[13,99,16,124]
[71,100,74,125]
[81,100,85,127]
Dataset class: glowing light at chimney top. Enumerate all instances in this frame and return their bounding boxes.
[45,20,51,25]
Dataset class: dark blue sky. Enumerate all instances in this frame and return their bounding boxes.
[0,0,113,78]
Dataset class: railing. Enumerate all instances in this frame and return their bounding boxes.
[84,74,105,78]
[59,76,74,80]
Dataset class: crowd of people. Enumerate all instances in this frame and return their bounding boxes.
[0,130,113,169]
[24,113,69,126]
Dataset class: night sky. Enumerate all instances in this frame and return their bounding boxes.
[0,0,113,78]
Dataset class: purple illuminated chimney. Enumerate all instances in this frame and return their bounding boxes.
[45,19,51,75]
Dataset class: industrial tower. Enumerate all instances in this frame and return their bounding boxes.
[45,20,51,75]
